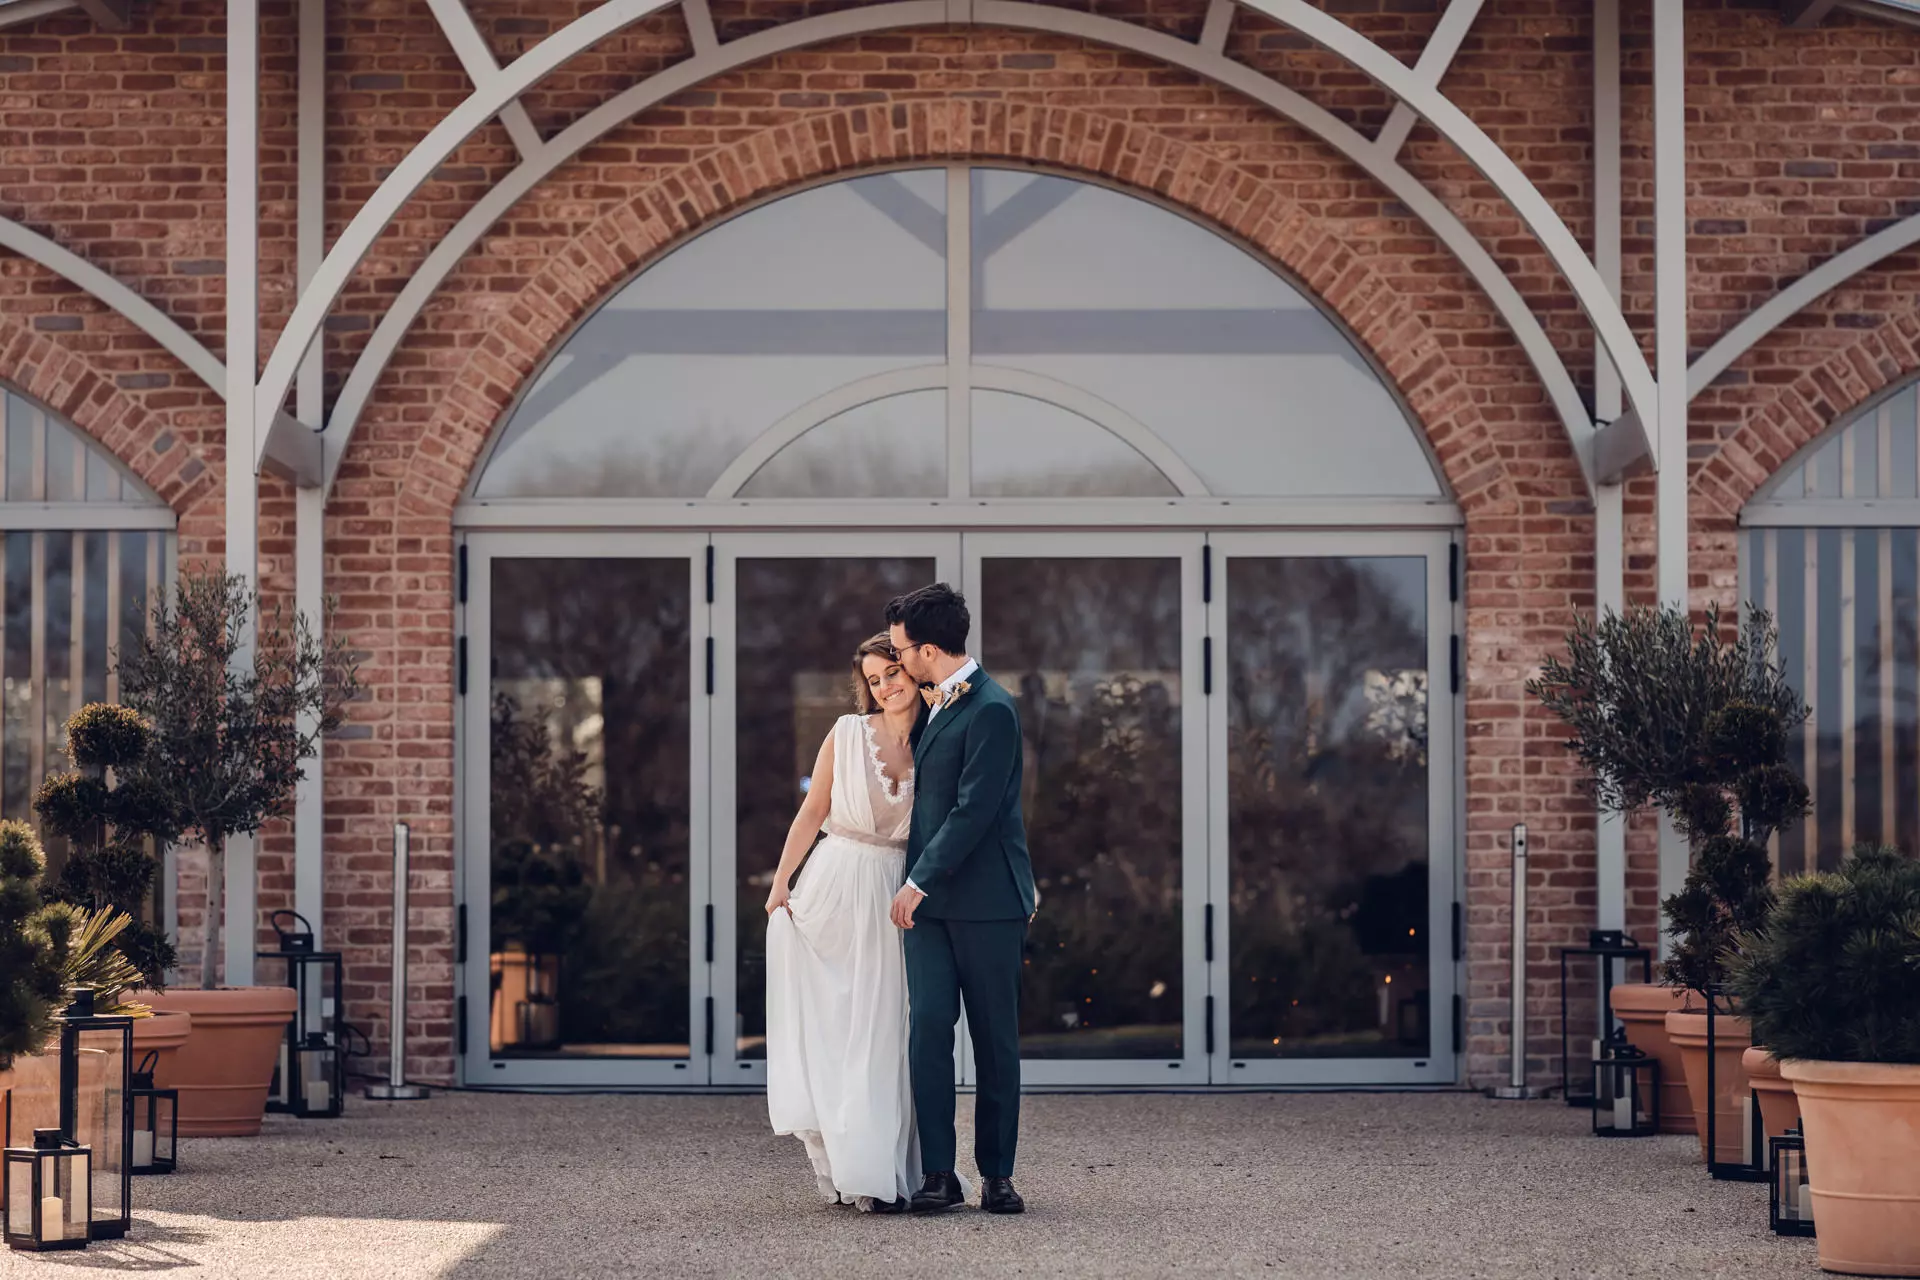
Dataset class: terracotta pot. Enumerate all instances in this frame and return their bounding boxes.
[140,987,296,1137]
[1744,1046,1799,1152]
[0,1044,108,1146]
[1781,1059,1920,1277]
[1610,983,1695,1134]
[130,1010,193,1084]
[1666,1008,1754,1163]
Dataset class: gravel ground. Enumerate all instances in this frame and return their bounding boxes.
[0,1089,1819,1279]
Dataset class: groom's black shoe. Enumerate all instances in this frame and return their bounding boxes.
[980,1177,1025,1215]
[908,1171,965,1214]
[867,1196,909,1215]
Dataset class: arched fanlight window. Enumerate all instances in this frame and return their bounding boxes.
[1741,380,1920,873]
[0,385,175,818]
[469,167,1444,504]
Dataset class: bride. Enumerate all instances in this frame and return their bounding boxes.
[764,633,925,1213]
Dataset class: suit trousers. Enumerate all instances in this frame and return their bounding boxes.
[903,915,1026,1179]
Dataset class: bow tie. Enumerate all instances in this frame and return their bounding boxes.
[921,681,971,710]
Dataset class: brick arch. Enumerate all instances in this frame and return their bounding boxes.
[396,100,1526,517]
[0,312,219,516]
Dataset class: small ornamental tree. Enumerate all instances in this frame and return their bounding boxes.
[1528,603,1812,1004]
[34,703,180,989]
[116,574,360,990]
[0,821,63,1068]
[1732,846,1920,1065]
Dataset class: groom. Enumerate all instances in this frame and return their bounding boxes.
[886,583,1036,1216]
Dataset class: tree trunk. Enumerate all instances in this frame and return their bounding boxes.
[199,833,224,990]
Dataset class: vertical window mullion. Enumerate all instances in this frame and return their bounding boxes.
[946,163,971,500]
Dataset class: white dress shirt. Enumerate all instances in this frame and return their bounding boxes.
[905,657,979,900]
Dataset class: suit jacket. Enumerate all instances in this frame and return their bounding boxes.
[907,668,1037,921]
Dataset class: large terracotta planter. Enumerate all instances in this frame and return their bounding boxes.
[1781,1059,1920,1277]
[1744,1046,1799,1155]
[1667,1008,1753,1163]
[1610,983,1694,1134]
[140,987,296,1137]
[0,1043,108,1144]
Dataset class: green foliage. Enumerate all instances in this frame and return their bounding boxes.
[1529,604,1812,1002]
[34,704,178,990]
[491,839,591,956]
[1733,846,1920,1064]
[27,903,152,1018]
[116,573,361,989]
[0,821,63,1068]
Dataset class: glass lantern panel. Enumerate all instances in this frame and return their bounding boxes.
[71,1037,124,1229]
[5,1153,29,1240]
[46,1150,89,1242]
[298,1049,336,1114]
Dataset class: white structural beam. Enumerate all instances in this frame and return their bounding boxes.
[1198,0,1234,54]
[293,0,327,964]
[0,0,78,28]
[1689,211,1920,399]
[1592,0,1625,934]
[1374,0,1486,159]
[1653,0,1689,929]
[224,0,260,990]
[70,0,125,28]
[423,0,545,159]
[683,0,718,54]
[0,218,227,394]
[1782,0,1844,26]
[1239,0,1660,473]
[253,0,681,456]
[311,0,1603,499]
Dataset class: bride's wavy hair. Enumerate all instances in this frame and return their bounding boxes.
[850,632,902,714]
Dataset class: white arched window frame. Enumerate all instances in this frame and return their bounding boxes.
[456,164,1460,531]
[1740,378,1920,874]
[0,385,177,822]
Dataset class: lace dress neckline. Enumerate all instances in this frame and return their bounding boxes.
[859,713,914,802]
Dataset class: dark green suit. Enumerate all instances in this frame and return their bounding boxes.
[904,667,1035,1180]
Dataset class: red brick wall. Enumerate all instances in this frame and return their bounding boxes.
[5,0,1919,1089]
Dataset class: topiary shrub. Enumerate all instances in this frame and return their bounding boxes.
[34,702,180,989]
[0,820,64,1068]
[1732,846,1920,1064]
[1529,603,1812,1005]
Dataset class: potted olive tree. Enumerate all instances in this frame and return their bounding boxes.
[1734,847,1920,1276]
[124,574,359,1136]
[1529,603,1808,1144]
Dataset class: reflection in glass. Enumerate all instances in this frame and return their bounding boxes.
[971,169,1439,499]
[477,171,949,499]
[1226,555,1430,1059]
[739,391,946,499]
[733,556,936,1058]
[488,558,691,1058]
[970,390,1176,497]
[980,556,1183,1059]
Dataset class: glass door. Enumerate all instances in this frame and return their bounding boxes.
[1205,532,1457,1085]
[462,533,711,1086]
[711,535,961,1085]
[963,533,1209,1086]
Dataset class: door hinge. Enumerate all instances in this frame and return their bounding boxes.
[705,636,715,696]
[1202,543,1212,604]
[1205,995,1215,1056]
[456,995,467,1057]
[704,904,714,964]
[1449,634,1460,695]
[704,997,715,1057]
[1203,636,1213,696]
[457,544,469,605]
[1451,900,1463,963]
[1452,994,1464,1055]
[457,636,468,696]
[457,902,468,958]
[1204,903,1214,963]
[705,545,715,604]
[1448,542,1459,604]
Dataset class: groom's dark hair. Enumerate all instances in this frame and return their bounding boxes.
[886,583,970,655]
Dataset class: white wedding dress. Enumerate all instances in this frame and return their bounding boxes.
[766,713,923,1208]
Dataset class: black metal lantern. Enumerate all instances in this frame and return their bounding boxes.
[56,989,132,1240]
[1770,1125,1816,1236]
[1590,1027,1660,1136]
[259,911,345,1119]
[3,1129,92,1251]
[128,1051,177,1176]
[1559,930,1653,1107]
[1704,988,1768,1182]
